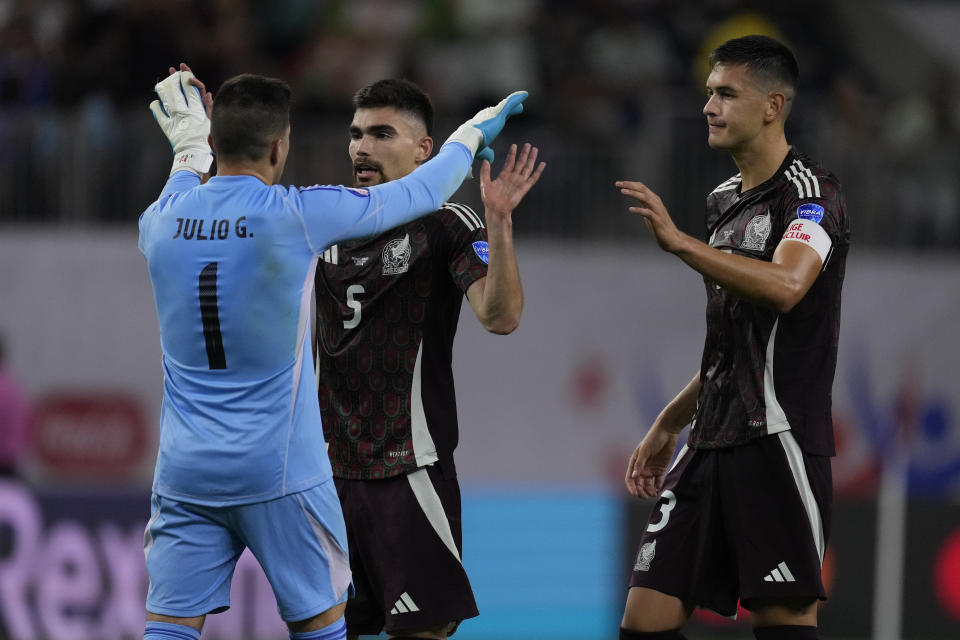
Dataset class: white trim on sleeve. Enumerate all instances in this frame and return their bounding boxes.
[778,218,832,264]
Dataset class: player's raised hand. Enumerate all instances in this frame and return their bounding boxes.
[479,143,546,221]
[444,91,528,162]
[617,180,686,254]
[150,65,213,176]
[167,63,213,118]
[625,426,679,499]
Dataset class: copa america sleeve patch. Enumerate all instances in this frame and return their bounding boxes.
[780,218,832,263]
[299,185,369,197]
[472,240,490,264]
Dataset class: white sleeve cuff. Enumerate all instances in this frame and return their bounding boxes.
[779,218,832,264]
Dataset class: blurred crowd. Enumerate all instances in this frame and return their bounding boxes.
[0,0,845,129]
[1,0,959,247]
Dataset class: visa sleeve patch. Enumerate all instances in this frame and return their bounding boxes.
[796,202,825,224]
[472,240,490,264]
[780,218,832,263]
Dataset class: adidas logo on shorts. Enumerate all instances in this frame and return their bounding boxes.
[763,561,796,583]
[390,591,420,615]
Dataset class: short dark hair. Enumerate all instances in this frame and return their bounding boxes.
[211,74,292,163]
[352,79,434,136]
[709,35,799,94]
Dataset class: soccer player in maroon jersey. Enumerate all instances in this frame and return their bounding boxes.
[314,80,545,640]
[615,36,850,640]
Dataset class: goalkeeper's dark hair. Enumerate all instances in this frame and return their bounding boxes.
[211,74,292,163]
[709,35,799,95]
[353,79,433,136]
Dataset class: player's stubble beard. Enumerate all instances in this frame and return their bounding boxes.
[353,162,393,188]
[354,172,387,188]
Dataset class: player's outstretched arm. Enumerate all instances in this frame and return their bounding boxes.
[466,143,546,334]
[312,92,530,247]
[625,371,700,499]
[443,91,527,162]
[616,179,823,313]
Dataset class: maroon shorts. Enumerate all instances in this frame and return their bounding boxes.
[629,432,832,617]
[334,465,478,636]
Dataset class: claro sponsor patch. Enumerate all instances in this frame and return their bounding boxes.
[472,241,490,264]
[797,202,825,224]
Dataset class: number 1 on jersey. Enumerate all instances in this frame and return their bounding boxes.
[199,262,227,369]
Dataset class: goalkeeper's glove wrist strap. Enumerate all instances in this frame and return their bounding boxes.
[442,124,483,158]
[171,148,213,176]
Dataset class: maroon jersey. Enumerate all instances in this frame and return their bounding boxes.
[315,203,488,479]
[688,148,849,455]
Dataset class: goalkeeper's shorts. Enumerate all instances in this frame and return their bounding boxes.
[145,478,352,622]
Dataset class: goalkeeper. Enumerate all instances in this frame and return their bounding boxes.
[138,64,526,640]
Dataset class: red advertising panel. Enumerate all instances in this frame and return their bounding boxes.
[31,393,149,478]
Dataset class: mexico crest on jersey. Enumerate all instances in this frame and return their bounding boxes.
[634,540,656,571]
[740,212,772,251]
[382,234,412,275]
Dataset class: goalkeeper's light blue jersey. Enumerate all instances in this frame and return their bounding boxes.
[139,143,472,506]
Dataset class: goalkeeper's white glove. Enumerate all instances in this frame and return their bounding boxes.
[149,71,213,177]
[443,91,527,165]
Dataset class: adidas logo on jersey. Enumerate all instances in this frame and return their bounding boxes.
[763,561,796,583]
[321,245,339,265]
[390,591,420,615]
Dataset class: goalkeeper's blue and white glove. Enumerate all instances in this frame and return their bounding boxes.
[443,91,527,165]
[149,71,213,177]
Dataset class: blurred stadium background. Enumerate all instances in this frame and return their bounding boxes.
[1,1,959,638]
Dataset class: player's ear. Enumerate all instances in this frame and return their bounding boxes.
[208,134,217,155]
[416,136,434,164]
[269,138,282,166]
[765,91,787,123]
